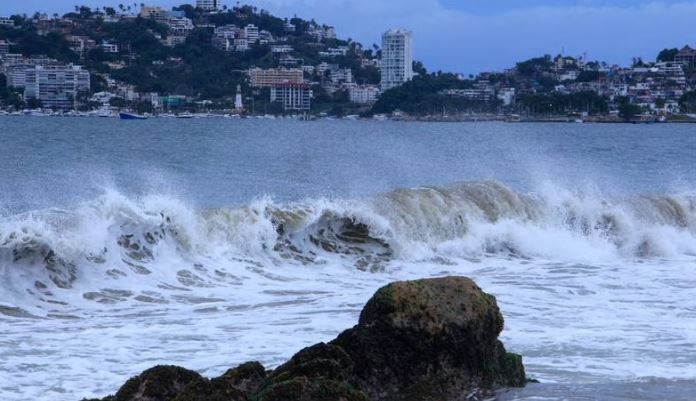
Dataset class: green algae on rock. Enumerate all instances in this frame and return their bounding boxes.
[84,276,525,401]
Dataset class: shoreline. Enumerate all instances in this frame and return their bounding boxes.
[1,112,695,123]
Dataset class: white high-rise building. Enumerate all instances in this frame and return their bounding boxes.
[380,29,414,91]
[196,0,219,11]
[23,65,91,110]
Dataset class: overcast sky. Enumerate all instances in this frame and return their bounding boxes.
[1,0,695,74]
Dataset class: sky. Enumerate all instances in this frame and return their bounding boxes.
[1,0,695,74]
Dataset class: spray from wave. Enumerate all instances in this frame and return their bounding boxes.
[2,181,696,309]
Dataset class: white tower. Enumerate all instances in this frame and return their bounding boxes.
[380,29,414,91]
[235,85,243,111]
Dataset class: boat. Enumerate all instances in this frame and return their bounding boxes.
[175,112,194,119]
[119,112,147,120]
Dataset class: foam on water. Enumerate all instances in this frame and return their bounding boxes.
[1,181,695,400]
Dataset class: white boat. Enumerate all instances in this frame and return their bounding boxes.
[119,112,147,120]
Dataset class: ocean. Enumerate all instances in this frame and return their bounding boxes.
[0,117,695,401]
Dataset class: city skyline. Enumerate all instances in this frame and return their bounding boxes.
[1,0,696,75]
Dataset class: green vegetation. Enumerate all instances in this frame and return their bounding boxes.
[519,91,609,115]
[617,96,643,121]
[679,91,696,113]
[657,48,679,62]
[576,70,604,82]
[0,26,77,62]
[372,73,499,115]
[0,74,25,109]
[516,55,553,77]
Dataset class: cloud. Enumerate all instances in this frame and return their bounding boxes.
[250,0,696,73]
[2,0,696,73]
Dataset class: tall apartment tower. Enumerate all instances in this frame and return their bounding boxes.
[380,29,414,91]
[196,0,219,11]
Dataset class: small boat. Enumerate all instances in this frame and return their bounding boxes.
[119,112,147,120]
[175,112,194,119]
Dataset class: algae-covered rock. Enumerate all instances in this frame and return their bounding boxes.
[331,276,525,401]
[254,343,369,401]
[86,276,525,401]
[113,365,206,401]
[218,361,267,394]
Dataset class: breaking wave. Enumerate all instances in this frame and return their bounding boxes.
[3,181,696,307]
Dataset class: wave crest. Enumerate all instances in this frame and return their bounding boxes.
[3,181,696,302]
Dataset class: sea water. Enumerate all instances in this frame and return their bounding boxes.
[0,117,695,401]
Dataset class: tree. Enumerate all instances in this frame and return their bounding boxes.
[679,91,696,113]
[516,55,552,77]
[631,57,646,67]
[412,61,427,76]
[657,48,679,62]
[617,97,642,121]
[26,97,43,109]
[109,97,128,109]
[576,70,603,82]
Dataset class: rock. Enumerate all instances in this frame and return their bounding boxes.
[331,276,525,401]
[254,343,369,401]
[89,277,525,401]
[217,361,267,394]
[112,365,206,401]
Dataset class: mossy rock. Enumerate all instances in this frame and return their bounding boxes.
[113,365,205,401]
[255,377,307,401]
[255,377,369,401]
[218,361,266,394]
[87,276,525,401]
[358,276,503,335]
[270,343,353,382]
[332,276,525,401]
[171,376,247,401]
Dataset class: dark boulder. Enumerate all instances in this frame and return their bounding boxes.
[217,361,267,394]
[254,343,369,401]
[87,277,525,401]
[331,276,526,401]
[112,365,205,401]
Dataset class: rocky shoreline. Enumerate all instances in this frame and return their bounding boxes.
[82,277,526,401]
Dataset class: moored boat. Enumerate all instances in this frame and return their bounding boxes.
[119,112,147,120]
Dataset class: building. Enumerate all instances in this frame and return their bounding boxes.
[279,55,302,67]
[249,68,303,88]
[100,41,119,53]
[330,68,353,84]
[270,83,311,111]
[67,35,96,56]
[244,24,259,42]
[234,38,250,51]
[349,85,380,104]
[163,36,187,47]
[23,65,91,109]
[271,45,294,54]
[196,0,219,11]
[0,40,9,56]
[0,17,14,27]
[497,88,516,106]
[167,17,194,36]
[139,6,168,21]
[5,64,33,88]
[380,29,414,91]
[675,46,696,69]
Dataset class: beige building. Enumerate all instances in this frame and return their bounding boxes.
[248,68,304,88]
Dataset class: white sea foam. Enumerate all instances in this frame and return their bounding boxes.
[1,181,695,400]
